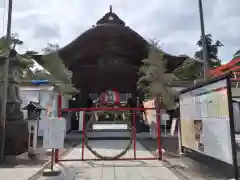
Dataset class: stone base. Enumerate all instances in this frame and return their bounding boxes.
[42,169,61,177]
[4,120,28,155]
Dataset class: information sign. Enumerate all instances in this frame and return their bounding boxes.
[180,79,233,164]
[43,117,66,149]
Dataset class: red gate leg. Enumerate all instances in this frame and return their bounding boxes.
[156,106,162,160]
[132,112,136,159]
[81,111,86,160]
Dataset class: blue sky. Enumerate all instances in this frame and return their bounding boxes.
[0,0,240,63]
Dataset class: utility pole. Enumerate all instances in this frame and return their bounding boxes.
[198,0,209,79]
[0,0,13,163]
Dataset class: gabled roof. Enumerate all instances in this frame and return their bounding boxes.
[210,57,240,75]
[210,57,240,82]
[22,101,46,110]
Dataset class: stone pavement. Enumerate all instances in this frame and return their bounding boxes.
[0,138,76,180]
[164,156,235,180]
[0,150,50,180]
[39,140,181,180]
[0,166,45,180]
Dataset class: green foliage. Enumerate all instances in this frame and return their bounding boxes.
[10,33,23,49]
[32,43,72,83]
[37,52,72,83]
[23,68,50,80]
[0,37,10,56]
[148,39,161,49]
[0,33,35,78]
[42,43,60,53]
[233,50,240,59]
[0,33,24,54]
[173,58,202,80]
[137,43,178,108]
[0,33,74,91]
[195,34,223,68]
[34,43,77,93]
[173,34,223,80]
[19,51,37,78]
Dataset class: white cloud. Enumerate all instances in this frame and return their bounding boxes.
[0,0,239,62]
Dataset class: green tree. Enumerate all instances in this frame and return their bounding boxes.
[147,39,203,81]
[137,43,178,108]
[23,43,60,80]
[42,43,60,53]
[148,39,161,49]
[173,58,202,80]
[19,50,38,78]
[195,34,223,68]
[0,38,9,56]
[34,43,72,83]
[24,68,51,80]
[233,50,240,59]
[0,33,35,77]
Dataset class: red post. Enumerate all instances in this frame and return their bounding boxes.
[81,112,86,160]
[155,97,162,160]
[132,112,136,159]
[55,93,62,163]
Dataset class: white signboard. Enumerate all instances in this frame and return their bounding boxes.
[43,117,66,149]
[180,79,234,164]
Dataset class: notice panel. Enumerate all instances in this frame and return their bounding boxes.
[43,117,66,149]
[180,79,233,164]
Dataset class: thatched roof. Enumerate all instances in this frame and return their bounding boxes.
[32,9,188,93]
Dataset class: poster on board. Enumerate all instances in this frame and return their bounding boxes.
[180,77,234,165]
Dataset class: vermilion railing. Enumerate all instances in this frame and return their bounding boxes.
[55,107,162,162]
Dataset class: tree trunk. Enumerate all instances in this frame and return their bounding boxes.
[155,95,162,160]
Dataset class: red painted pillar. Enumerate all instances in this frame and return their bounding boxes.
[55,93,62,163]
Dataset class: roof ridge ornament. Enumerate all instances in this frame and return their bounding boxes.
[96,6,125,26]
[110,5,112,13]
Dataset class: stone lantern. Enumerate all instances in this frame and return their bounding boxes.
[23,101,45,120]
[0,51,28,155]
[23,101,45,156]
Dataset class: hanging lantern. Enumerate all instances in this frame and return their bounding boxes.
[100,89,120,105]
